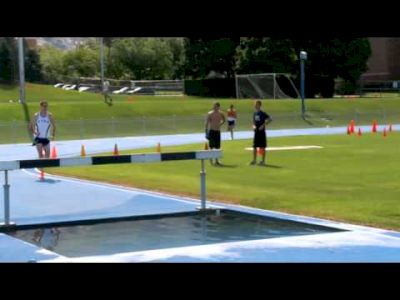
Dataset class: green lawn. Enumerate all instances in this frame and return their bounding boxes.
[47,132,400,231]
[1,83,400,121]
[1,83,400,144]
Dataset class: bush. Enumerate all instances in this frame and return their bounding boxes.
[184,78,236,97]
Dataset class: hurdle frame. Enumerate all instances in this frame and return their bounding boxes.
[0,150,222,229]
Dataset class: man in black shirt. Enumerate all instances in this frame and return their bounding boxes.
[250,100,272,166]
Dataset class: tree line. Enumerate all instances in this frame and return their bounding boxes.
[0,37,371,97]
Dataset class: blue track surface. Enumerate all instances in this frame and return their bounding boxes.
[1,125,400,262]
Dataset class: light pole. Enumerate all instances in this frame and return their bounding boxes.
[300,50,307,119]
[18,37,25,104]
[100,37,105,89]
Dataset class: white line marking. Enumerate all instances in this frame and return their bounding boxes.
[245,145,323,151]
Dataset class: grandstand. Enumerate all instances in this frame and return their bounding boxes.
[55,77,184,96]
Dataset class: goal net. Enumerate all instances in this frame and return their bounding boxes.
[235,73,300,99]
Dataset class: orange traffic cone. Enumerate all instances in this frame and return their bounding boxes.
[80,144,86,157]
[50,146,57,158]
[383,127,387,137]
[357,128,362,137]
[156,142,161,153]
[113,144,119,155]
[389,124,393,132]
[204,142,209,150]
[372,120,377,133]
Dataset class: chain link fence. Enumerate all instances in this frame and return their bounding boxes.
[0,110,398,144]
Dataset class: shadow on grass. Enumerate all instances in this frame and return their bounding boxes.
[259,164,283,169]
[214,163,238,168]
[21,102,33,142]
[0,82,18,90]
[302,116,314,126]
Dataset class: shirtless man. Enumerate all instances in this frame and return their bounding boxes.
[205,102,226,166]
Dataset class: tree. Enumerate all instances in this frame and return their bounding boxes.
[236,38,297,74]
[183,38,240,79]
[25,49,43,82]
[103,37,114,77]
[208,38,239,78]
[81,37,123,79]
[336,39,371,94]
[112,38,174,80]
[0,37,17,82]
[0,40,13,81]
[163,38,185,79]
[291,38,371,97]
[0,38,43,84]
[103,37,115,61]
[82,38,99,51]
[38,38,182,81]
[62,46,99,77]
[40,44,99,82]
[39,45,66,82]
[182,38,207,79]
[23,39,43,82]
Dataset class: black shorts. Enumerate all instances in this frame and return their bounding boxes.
[208,130,221,149]
[33,137,50,147]
[228,120,236,127]
[253,130,267,148]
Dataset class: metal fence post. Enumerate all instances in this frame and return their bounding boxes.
[12,120,17,144]
[80,118,84,140]
[382,108,387,124]
[18,38,26,104]
[200,159,206,210]
[111,117,116,136]
[3,170,10,226]
[142,116,146,135]
[354,109,359,125]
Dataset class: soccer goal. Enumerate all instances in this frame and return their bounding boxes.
[235,73,300,99]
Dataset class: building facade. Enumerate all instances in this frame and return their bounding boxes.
[361,38,400,81]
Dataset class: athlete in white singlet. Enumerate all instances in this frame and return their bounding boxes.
[29,100,56,159]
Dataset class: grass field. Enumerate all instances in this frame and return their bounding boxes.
[1,83,400,120]
[1,83,400,143]
[47,132,400,231]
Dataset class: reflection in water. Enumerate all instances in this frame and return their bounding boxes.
[201,214,207,242]
[32,228,60,251]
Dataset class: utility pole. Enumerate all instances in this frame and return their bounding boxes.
[300,50,307,119]
[18,37,26,104]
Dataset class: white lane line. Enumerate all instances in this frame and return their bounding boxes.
[245,145,323,151]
